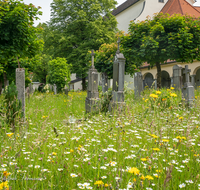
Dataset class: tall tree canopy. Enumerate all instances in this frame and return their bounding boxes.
[49,0,118,90]
[0,0,43,62]
[122,13,200,88]
[0,0,43,92]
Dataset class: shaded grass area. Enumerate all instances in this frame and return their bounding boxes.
[0,89,200,189]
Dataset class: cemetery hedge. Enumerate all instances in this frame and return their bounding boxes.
[1,88,200,189]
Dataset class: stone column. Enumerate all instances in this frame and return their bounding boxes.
[53,84,57,95]
[85,50,100,113]
[109,53,126,111]
[172,65,182,90]
[29,83,33,94]
[134,72,143,97]
[16,68,25,117]
[182,65,195,106]
[191,75,196,88]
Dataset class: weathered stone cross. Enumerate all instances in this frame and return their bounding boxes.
[116,37,121,54]
[91,49,95,68]
[183,65,191,83]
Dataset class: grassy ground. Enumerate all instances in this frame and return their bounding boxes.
[0,88,200,190]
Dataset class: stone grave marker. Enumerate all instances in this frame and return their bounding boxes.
[85,50,100,112]
[53,84,57,95]
[64,85,69,96]
[16,68,25,117]
[134,72,143,97]
[109,38,126,111]
[182,65,195,106]
[172,64,183,89]
[29,83,33,94]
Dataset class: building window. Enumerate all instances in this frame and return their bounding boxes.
[159,0,164,2]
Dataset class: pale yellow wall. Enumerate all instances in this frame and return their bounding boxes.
[141,61,200,79]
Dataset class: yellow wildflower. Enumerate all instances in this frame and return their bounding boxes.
[0,181,9,189]
[3,171,10,177]
[52,152,57,156]
[104,183,109,187]
[152,148,160,151]
[141,158,148,162]
[170,87,174,90]
[156,170,162,173]
[70,149,74,153]
[145,175,154,180]
[162,139,169,142]
[140,175,145,180]
[170,93,177,97]
[150,94,158,98]
[94,180,104,186]
[128,167,140,175]
[6,133,14,138]
[156,91,161,95]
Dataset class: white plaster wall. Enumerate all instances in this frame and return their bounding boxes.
[70,73,76,80]
[116,0,145,33]
[137,0,167,22]
[124,75,134,89]
[74,81,82,91]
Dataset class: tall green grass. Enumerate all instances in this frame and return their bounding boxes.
[0,89,200,189]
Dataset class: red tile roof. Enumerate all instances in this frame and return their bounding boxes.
[160,0,200,17]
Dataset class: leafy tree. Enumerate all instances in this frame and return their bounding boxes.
[122,13,200,88]
[47,57,71,92]
[20,54,51,84]
[49,0,118,90]
[0,0,43,92]
[91,36,138,79]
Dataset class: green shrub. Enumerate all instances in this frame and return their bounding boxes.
[4,82,22,127]
[100,89,112,112]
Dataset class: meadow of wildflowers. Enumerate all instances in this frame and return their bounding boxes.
[1,89,200,190]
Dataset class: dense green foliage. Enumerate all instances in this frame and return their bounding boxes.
[3,82,22,127]
[47,57,71,92]
[92,38,138,79]
[122,13,200,88]
[47,0,118,90]
[0,0,43,92]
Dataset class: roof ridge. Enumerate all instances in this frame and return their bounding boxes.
[178,0,184,14]
[160,0,174,13]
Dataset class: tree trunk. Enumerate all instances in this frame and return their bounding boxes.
[0,80,2,95]
[156,62,161,89]
[82,77,87,91]
[3,72,7,88]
